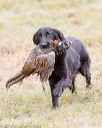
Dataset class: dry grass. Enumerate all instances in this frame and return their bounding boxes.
[0,0,102,127]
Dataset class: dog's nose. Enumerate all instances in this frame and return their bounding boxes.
[42,44,48,48]
[41,43,49,48]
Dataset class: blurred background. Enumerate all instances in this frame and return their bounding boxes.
[0,0,102,127]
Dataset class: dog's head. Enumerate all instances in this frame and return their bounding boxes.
[33,27,65,48]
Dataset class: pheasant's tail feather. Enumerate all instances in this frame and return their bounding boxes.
[6,71,25,91]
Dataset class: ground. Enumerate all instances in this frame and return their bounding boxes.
[0,0,102,127]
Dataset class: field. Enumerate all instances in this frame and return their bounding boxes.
[0,0,102,127]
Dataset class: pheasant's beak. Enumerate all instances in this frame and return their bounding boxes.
[58,40,72,49]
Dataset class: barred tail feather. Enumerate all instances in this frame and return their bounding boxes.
[6,71,25,90]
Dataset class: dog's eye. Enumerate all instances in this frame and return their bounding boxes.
[46,32,49,36]
[39,33,42,37]
[54,36,56,40]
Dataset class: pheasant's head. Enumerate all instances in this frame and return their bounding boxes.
[49,39,71,55]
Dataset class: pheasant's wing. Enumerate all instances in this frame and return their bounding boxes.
[22,47,55,80]
[39,51,55,82]
[32,54,51,74]
[22,46,43,75]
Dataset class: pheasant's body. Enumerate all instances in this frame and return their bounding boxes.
[23,48,54,73]
[6,46,55,90]
[23,48,55,81]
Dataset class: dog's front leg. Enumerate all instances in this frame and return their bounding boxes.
[53,77,74,97]
[53,80,65,97]
[49,79,59,109]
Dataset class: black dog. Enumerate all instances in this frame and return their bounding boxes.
[33,27,91,108]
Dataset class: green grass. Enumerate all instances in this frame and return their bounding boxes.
[0,0,102,127]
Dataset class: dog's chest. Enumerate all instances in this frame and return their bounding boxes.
[53,56,66,77]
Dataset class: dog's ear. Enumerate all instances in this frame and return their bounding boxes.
[33,31,39,45]
[53,29,65,41]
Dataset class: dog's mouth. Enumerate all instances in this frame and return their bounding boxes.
[39,40,71,55]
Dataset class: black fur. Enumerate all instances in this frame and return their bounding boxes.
[33,27,91,108]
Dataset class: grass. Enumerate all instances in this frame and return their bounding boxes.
[0,0,102,127]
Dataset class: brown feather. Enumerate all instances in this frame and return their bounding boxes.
[6,45,55,90]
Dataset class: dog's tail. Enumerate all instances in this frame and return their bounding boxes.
[6,71,25,90]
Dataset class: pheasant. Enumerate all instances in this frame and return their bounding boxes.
[6,40,71,90]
